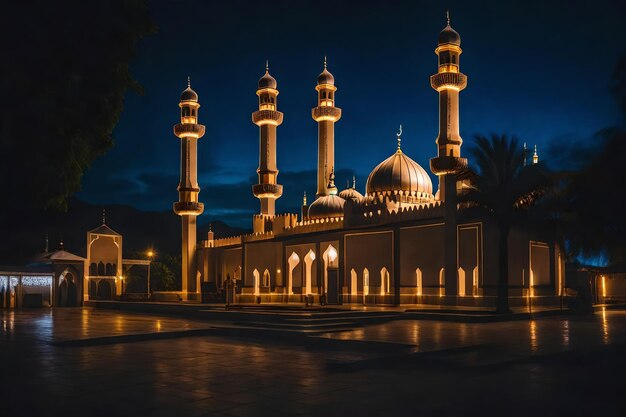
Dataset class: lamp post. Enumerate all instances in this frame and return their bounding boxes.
[147,250,154,298]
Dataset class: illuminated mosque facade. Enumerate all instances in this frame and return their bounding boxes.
[172,17,564,307]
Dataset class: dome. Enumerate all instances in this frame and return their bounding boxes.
[317,68,335,86]
[258,70,277,89]
[366,149,433,198]
[438,24,461,46]
[308,195,345,220]
[338,187,363,202]
[180,86,198,102]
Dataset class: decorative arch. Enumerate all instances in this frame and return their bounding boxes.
[303,250,316,295]
[350,269,357,296]
[253,269,260,296]
[287,252,300,296]
[380,267,390,296]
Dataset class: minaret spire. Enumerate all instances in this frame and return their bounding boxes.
[265,59,269,71]
[533,144,539,164]
[173,77,205,299]
[446,10,450,25]
[102,208,106,224]
[397,124,403,152]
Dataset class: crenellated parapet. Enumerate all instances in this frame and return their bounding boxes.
[344,194,444,227]
[280,216,344,236]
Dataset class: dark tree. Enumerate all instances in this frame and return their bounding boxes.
[461,135,551,313]
[0,0,155,213]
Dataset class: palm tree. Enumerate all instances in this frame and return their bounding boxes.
[461,134,550,313]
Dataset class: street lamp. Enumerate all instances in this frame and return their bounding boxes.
[146,250,155,298]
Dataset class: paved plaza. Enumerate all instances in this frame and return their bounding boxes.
[1,308,625,416]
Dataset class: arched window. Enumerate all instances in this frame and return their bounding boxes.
[304,250,315,296]
[253,269,260,296]
[363,268,370,296]
[416,268,422,296]
[350,269,358,296]
[262,269,270,287]
[380,267,390,295]
[472,266,479,297]
[439,268,445,297]
[458,267,466,296]
[287,253,300,296]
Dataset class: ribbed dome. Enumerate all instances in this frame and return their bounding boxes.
[438,24,461,46]
[317,68,335,85]
[366,149,433,197]
[308,195,345,220]
[180,86,198,102]
[338,187,363,202]
[258,70,277,89]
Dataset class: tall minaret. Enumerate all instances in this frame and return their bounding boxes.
[429,12,468,202]
[312,57,342,197]
[252,62,283,216]
[173,78,205,299]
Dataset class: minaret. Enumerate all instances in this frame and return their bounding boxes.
[312,57,342,197]
[533,145,539,164]
[173,77,205,299]
[301,191,308,221]
[429,12,468,202]
[252,62,283,217]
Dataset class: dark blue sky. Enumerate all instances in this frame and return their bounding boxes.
[78,0,626,228]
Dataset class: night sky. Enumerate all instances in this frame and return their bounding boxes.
[77,0,626,228]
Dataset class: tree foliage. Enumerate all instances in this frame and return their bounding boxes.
[0,0,155,213]
[461,134,551,313]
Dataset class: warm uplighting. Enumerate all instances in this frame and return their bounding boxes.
[601,275,607,298]
[147,250,155,258]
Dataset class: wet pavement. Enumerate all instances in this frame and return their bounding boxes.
[1,308,625,416]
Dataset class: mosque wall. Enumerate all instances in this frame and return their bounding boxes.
[399,224,445,295]
[244,241,281,292]
[344,230,393,296]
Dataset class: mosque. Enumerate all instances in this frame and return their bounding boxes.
[169,16,564,307]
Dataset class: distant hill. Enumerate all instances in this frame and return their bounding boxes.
[1,198,248,264]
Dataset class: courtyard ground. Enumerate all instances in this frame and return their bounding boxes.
[1,308,625,416]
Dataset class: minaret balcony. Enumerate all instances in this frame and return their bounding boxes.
[174,123,206,138]
[252,110,283,126]
[430,156,468,175]
[252,183,283,199]
[430,72,467,91]
[312,106,342,122]
[173,201,204,216]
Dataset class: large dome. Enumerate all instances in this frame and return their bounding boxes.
[308,195,345,220]
[366,149,433,198]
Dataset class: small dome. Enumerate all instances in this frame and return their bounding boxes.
[308,194,345,220]
[258,70,277,89]
[180,86,198,102]
[366,149,433,197]
[317,67,335,86]
[438,24,461,46]
[338,187,363,202]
